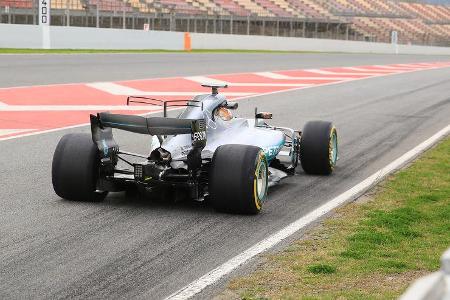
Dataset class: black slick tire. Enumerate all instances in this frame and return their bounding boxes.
[209,144,268,214]
[300,121,338,175]
[52,133,107,202]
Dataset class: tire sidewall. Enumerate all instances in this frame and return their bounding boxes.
[300,121,337,175]
[52,133,105,201]
[209,144,268,214]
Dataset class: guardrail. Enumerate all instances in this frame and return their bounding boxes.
[400,247,450,300]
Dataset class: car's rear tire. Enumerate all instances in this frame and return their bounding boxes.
[52,133,107,202]
[209,144,268,214]
[300,121,338,175]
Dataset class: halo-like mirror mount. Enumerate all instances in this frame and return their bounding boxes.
[255,112,273,119]
[225,102,238,110]
[201,83,228,95]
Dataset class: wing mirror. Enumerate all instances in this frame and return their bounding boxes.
[255,112,273,119]
[225,102,238,110]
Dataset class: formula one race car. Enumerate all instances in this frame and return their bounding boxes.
[52,84,338,214]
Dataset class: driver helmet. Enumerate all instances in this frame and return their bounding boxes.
[215,107,233,121]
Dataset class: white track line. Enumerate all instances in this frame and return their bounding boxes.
[86,82,141,95]
[1,62,448,91]
[1,63,450,142]
[185,76,312,87]
[184,76,228,85]
[0,122,90,140]
[0,105,163,112]
[251,72,289,79]
[396,63,437,67]
[0,129,35,136]
[305,68,384,76]
[87,82,254,97]
[254,72,353,81]
[231,83,312,87]
[165,124,450,300]
[372,65,421,70]
[344,66,400,73]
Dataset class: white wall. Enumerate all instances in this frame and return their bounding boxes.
[1,23,450,55]
[0,24,184,50]
[50,26,184,50]
[0,24,43,48]
[191,32,395,53]
[191,32,450,55]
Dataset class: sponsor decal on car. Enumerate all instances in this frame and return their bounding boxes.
[192,131,207,142]
[264,144,283,161]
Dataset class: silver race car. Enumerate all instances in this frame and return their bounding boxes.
[52,84,338,214]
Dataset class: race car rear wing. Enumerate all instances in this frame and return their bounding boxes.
[91,112,206,146]
[90,112,207,170]
[127,96,203,118]
[96,112,196,136]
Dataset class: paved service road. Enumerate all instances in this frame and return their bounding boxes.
[0,53,449,299]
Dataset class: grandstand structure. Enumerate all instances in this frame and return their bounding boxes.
[1,0,449,46]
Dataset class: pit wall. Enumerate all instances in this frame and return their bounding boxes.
[1,23,450,55]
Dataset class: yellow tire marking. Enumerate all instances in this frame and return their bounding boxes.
[253,151,266,211]
[328,127,337,171]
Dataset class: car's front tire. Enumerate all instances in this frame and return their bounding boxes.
[300,121,338,175]
[52,133,107,201]
[209,144,268,214]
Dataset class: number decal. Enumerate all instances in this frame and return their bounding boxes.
[39,0,49,24]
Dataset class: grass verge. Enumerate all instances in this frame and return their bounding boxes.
[0,48,320,54]
[221,137,450,300]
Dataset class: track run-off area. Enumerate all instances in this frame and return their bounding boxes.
[0,53,449,299]
[0,61,450,140]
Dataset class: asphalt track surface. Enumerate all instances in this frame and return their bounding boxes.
[1,53,450,299]
[2,52,450,87]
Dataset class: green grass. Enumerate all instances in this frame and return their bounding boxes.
[0,48,320,54]
[307,264,337,274]
[222,137,450,300]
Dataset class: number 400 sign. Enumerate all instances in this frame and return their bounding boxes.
[39,0,50,25]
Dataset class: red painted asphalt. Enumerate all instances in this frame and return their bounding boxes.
[1,61,449,140]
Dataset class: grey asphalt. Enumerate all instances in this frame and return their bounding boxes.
[1,52,450,87]
[0,53,449,299]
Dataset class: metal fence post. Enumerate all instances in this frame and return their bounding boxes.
[247,15,250,35]
[6,6,10,24]
[122,9,125,29]
[230,15,233,34]
[151,13,155,30]
[290,20,293,37]
[32,1,36,25]
[96,5,99,28]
